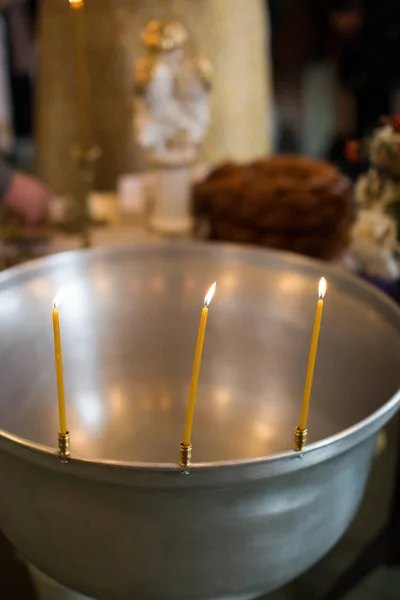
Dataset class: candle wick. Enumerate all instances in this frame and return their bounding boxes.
[53,302,57,309]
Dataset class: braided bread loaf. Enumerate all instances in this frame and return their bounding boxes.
[193,155,353,260]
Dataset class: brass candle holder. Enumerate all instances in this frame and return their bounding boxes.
[294,426,308,452]
[58,431,71,463]
[179,442,192,468]
[70,145,102,248]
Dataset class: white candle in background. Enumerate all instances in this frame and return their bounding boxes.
[117,174,147,215]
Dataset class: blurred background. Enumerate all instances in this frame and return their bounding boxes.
[1,0,400,171]
[1,0,400,268]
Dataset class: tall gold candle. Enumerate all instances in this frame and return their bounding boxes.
[52,293,67,436]
[69,0,91,151]
[181,283,216,465]
[295,277,327,451]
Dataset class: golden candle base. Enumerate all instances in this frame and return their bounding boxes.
[294,427,308,452]
[58,431,71,462]
[179,442,192,468]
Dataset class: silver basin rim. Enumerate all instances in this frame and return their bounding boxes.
[0,240,399,473]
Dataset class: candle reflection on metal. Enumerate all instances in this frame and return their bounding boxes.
[27,279,52,300]
[77,392,106,431]
[152,277,166,294]
[0,291,23,320]
[184,277,196,291]
[220,273,239,293]
[95,276,112,295]
[253,421,273,442]
[130,281,139,293]
[110,386,125,416]
[215,386,230,416]
[277,274,308,295]
[142,395,153,413]
[159,395,172,412]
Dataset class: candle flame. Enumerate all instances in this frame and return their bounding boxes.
[69,0,84,9]
[53,289,65,310]
[318,277,327,300]
[204,282,216,307]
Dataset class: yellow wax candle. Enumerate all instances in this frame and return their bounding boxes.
[52,294,67,435]
[69,0,91,152]
[298,277,327,432]
[183,282,216,447]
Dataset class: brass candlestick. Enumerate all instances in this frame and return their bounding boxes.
[294,426,308,452]
[58,431,71,463]
[68,0,100,247]
[70,145,102,248]
[179,442,192,468]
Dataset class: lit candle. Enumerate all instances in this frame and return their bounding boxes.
[68,0,91,152]
[298,277,327,432]
[52,292,67,436]
[183,282,216,448]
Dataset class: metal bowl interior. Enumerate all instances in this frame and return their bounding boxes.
[0,241,399,465]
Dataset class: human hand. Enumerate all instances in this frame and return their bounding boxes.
[2,172,51,225]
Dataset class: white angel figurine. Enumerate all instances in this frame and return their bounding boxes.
[135,20,212,164]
